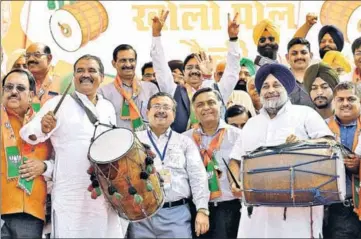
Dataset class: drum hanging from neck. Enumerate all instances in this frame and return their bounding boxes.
[49,1,108,52]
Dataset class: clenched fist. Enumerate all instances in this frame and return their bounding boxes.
[305,13,318,27]
[41,111,57,134]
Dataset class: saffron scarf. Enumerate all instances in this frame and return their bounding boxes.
[192,126,226,200]
[113,75,145,131]
[1,104,36,194]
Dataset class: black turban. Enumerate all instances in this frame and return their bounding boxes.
[255,63,296,95]
[318,25,344,52]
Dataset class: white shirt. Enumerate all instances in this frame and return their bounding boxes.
[150,36,241,104]
[136,127,209,210]
[20,91,123,238]
[183,120,242,203]
[230,101,333,238]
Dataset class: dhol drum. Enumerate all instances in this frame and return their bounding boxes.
[88,127,164,221]
[241,140,349,207]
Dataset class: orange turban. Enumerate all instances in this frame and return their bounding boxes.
[253,19,280,45]
[322,51,351,73]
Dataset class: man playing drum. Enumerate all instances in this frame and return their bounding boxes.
[128,92,210,238]
[229,63,334,238]
[19,55,124,238]
[183,87,242,239]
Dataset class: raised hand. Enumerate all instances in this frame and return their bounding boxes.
[228,12,240,38]
[152,9,169,37]
[194,51,214,76]
[305,13,318,27]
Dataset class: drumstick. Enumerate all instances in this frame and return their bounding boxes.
[28,81,72,141]
[53,80,73,115]
[222,157,240,189]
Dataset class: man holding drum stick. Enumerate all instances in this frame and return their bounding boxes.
[19,55,123,238]
[229,63,334,238]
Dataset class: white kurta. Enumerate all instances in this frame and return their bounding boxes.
[20,92,124,238]
[230,101,333,238]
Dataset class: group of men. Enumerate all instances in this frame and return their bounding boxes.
[1,8,361,239]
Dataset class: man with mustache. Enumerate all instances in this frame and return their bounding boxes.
[1,69,52,238]
[286,37,314,108]
[234,58,255,92]
[150,10,241,133]
[318,25,344,59]
[351,37,361,83]
[253,19,280,68]
[129,92,210,238]
[19,55,124,238]
[25,43,64,112]
[324,81,361,238]
[99,44,159,131]
[304,62,340,121]
[228,63,333,238]
[183,87,242,239]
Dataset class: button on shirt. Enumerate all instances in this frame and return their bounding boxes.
[183,120,242,203]
[136,128,209,210]
[98,81,159,129]
[229,101,333,238]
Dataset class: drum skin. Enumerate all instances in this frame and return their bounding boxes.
[242,141,346,207]
[89,130,164,221]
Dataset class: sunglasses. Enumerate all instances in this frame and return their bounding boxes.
[3,84,27,92]
[259,36,275,44]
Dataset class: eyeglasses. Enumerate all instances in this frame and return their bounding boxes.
[150,104,173,111]
[259,36,275,44]
[3,84,27,92]
[25,52,48,59]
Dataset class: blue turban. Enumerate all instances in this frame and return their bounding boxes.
[255,63,296,95]
[318,25,344,52]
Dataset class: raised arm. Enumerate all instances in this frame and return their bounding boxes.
[293,13,318,38]
[217,13,241,103]
[150,10,177,96]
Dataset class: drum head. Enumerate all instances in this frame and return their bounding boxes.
[88,128,134,164]
[49,9,82,52]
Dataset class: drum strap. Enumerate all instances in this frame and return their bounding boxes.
[70,93,115,140]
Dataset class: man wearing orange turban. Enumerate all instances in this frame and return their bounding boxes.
[253,19,280,61]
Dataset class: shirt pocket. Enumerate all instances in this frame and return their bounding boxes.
[165,145,185,169]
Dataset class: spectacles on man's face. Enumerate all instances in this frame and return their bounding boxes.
[150,104,173,111]
[25,52,48,59]
[3,83,27,92]
[259,36,275,44]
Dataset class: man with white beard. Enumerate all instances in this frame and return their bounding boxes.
[228,63,334,238]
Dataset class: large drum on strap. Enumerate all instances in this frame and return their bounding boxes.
[241,140,348,207]
[49,1,108,52]
[88,127,164,221]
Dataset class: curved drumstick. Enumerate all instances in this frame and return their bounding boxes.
[222,157,240,189]
[53,80,73,115]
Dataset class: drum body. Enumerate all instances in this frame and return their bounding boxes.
[241,141,346,207]
[88,128,164,221]
[49,1,108,52]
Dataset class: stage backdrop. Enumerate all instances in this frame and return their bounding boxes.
[1,1,360,85]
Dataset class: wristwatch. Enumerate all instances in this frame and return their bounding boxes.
[198,208,210,216]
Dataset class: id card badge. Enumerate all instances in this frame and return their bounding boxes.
[160,168,172,190]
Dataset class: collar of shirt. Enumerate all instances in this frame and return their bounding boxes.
[334,116,357,127]
[196,119,228,136]
[260,100,292,119]
[147,126,172,140]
